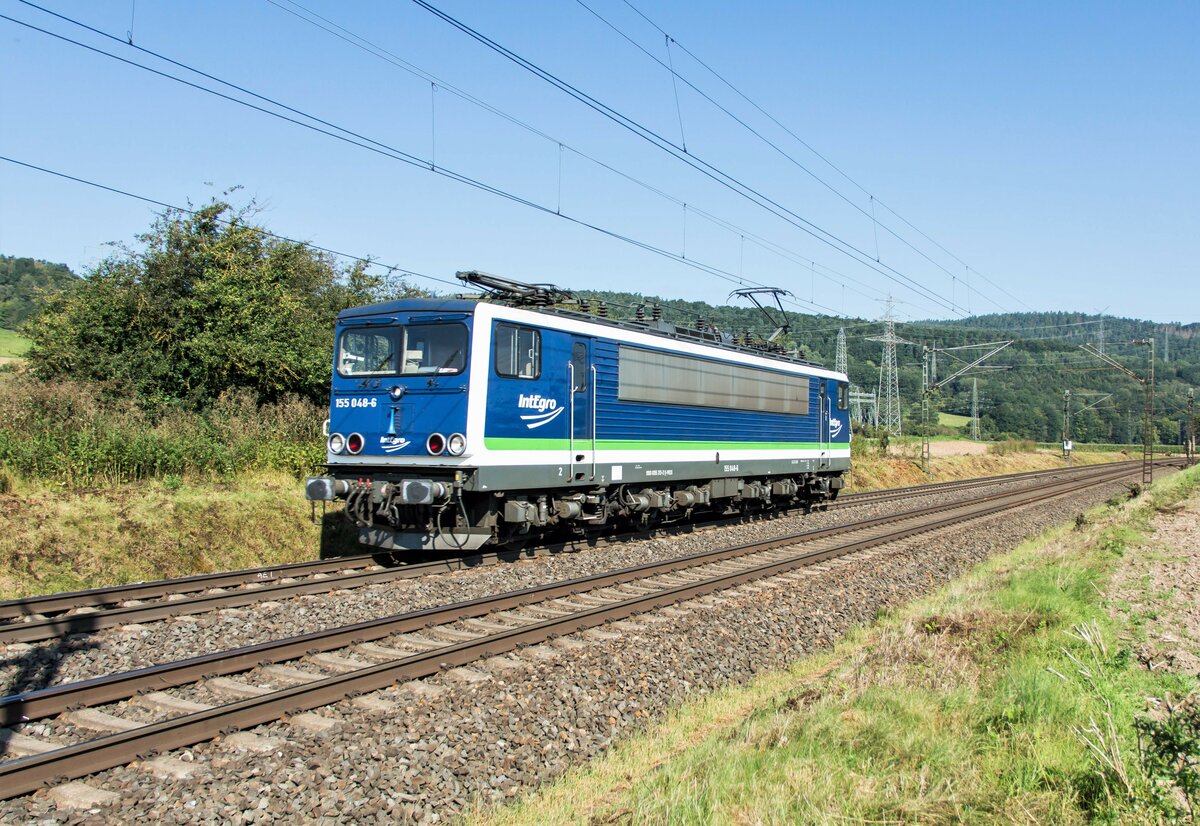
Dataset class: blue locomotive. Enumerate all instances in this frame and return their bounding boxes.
[305,272,850,553]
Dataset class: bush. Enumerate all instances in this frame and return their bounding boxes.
[0,375,325,486]
[1136,692,1200,819]
[23,200,424,409]
[988,438,1037,456]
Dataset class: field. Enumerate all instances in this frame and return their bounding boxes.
[480,465,1200,825]
[938,411,972,430]
[0,328,30,360]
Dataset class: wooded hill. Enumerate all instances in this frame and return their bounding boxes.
[0,255,79,329]
[579,290,1199,445]
[4,243,1194,445]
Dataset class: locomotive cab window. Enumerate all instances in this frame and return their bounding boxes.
[338,330,395,376]
[400,324,466,375]
[495,324,540,379]
[337,324,466,377]
[837,382,848,410]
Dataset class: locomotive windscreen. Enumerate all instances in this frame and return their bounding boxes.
[338,324,467,377]
[618,346,810,415]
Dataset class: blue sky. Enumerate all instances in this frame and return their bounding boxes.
[1,0,1196,324]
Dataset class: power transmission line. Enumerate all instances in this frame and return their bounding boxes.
[0,155,459,291]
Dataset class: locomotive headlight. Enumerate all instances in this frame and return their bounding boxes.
[447,433,466,456]
[328,432,346,454]
[346,432,365,455]
[389,385,404,400]
[426,432,446,455]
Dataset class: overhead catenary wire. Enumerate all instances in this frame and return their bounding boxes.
[411,0,970,318]
[0,155,790,337]
[261,0,927,317]
[0,8,846,319]
[616,0,1033,313]
[14,0,906,320]
[573,0,1008,315]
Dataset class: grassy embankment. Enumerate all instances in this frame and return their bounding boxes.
[478,464,1200,825]
[0,372,345,599]
[846,440,1121,491]
[938,411,972,429]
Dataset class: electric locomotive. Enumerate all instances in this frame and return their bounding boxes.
[305,271,851,553]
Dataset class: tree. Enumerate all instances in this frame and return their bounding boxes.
[25,200,423,408]
[0,255,78,328]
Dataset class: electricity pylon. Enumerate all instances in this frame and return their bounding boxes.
[1187,389,1195,466]
[835,327,848,376]
[920,340,1013,476]
[1080,340,1156,484]
[867,299,910,437]
[850,388,878,427]
[970,378,980,440]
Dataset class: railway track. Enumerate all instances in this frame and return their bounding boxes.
[0,460,1151,645]
[0,458,1166,799]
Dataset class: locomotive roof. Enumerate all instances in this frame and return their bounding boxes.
[337,298,478,318]
[337,296,831,372]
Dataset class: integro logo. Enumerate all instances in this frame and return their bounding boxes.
[518,394,564,429]
[829,418,844,438]
[518,394,558,413]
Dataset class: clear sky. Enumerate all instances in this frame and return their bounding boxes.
[1,0,1196,324]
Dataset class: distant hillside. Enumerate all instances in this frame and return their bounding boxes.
[581,290,1198,446]
[0,255,79,329]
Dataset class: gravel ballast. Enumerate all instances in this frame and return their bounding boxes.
[0,474,1149,823]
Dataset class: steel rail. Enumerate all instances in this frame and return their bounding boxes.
[0,458,1147,643]
[0,458,1159,800]
[835,458,1148,504]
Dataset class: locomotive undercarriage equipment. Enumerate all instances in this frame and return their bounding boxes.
[307,470,844,552]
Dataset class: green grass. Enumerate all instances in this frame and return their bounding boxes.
[938,411,972,429]
[478,465,1200,826]
[0,328,30,359]
[0,470,357,599]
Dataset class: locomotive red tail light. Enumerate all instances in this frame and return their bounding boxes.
[346,432,364,454]
[426,433,446,455]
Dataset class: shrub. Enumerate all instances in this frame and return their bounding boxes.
[0,375,325,486]
[988,438,1037,456]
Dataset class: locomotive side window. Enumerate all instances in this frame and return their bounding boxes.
[571,342,588,390]
[837,382,848,410]
[494,324,541,379]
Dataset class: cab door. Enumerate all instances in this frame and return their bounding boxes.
[818,381,831,469]
[569,337,594,480]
